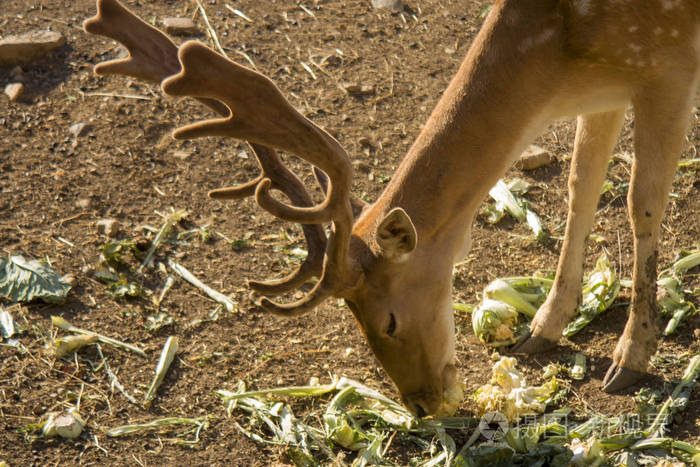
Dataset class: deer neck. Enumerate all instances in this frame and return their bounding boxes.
[367,4,560,257]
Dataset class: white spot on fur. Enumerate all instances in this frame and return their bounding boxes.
[670,29,679,38]
[575,0,592,15]
[628,43,642,53]
[660,0,681,9]
[517,28,556,53]
[625,58,634,65]
[628,25,639,33]
[654,27,664,35]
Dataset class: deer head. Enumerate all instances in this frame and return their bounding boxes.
[84,0,463,416]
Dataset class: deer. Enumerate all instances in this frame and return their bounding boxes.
[84,0,699,417]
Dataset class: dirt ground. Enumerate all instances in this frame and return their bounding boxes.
[0,0,698,465]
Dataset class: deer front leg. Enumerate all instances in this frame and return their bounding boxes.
[603,77,696,392]
[513,109,625,353]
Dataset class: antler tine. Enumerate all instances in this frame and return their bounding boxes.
[83,0,180,83]
[314,166,368,218]
[234,144,326,295]
[162,41,354,226]
[207,145,328,295]
[208,175,263,200]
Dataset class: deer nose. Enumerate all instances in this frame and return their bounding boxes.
[403,391,441,417]
[404,398,428,418]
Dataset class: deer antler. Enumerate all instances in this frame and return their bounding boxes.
[162,41,358,314]
[83,0,180,83]
[84,0,359,311]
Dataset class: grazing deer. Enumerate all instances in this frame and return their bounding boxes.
[85,0,699,416]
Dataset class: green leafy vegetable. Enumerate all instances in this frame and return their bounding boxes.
[656,249,699,335]
[472,299,520,345]
[486,179,547,241]
[0,256,72,304]
[474,357,559,422]
[101,239,138,267]
[563,255,619,337]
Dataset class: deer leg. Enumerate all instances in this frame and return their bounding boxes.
[513,109,625,353]
[603,78,696,392]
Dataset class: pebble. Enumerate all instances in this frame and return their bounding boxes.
[96,219,120,237]
[358,136,372,147]
[343,83,376,96]
[60,274,77,287]
[353,160,372,173]
[69,122,92,138]
[515,145,554,170]
[173,151,193,160]
[4,82,24,102]
[371,0,404,10]
[75,198,92,210]
[162,17,200,36]
[0,30,65,65]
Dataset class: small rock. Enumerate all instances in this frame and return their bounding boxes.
[173,151,193,160]
[372,0,404,10]
[96,219,120,237]
[69,122,92,138]
[162,17,200,35]
[353,160,372,173]
[60,274,77,287]
[515,145,554,170]
[343,83,375,96]
[75,198,92,210]
[4,82,24,102]
[0,30,65,65]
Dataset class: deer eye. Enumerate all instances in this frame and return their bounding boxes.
[386,313,397,337]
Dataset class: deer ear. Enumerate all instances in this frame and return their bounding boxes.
[376,207,417,261]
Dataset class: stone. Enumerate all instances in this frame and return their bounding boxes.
[358,136,372,147]
[162,17,200,36]
[96,219,120,237]
[173,151,193,160]
[343,83,376,96]
[515,145,554,170]
[69,122,92,138]
[75,198,92,210]
[60,274,77,287]
[372,0,404,10]
[353,160,372,173]
[0,30,65,65]
[4,83,24,102]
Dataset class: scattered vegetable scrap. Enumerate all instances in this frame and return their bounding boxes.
[470,254,621,344]
[0,255,72,303]
[474,356,559,422]
[484,179,547,241]
[143,336,179,407]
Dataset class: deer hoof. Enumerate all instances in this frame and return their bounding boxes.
[510,330,557,354]
[602,363,644,393]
